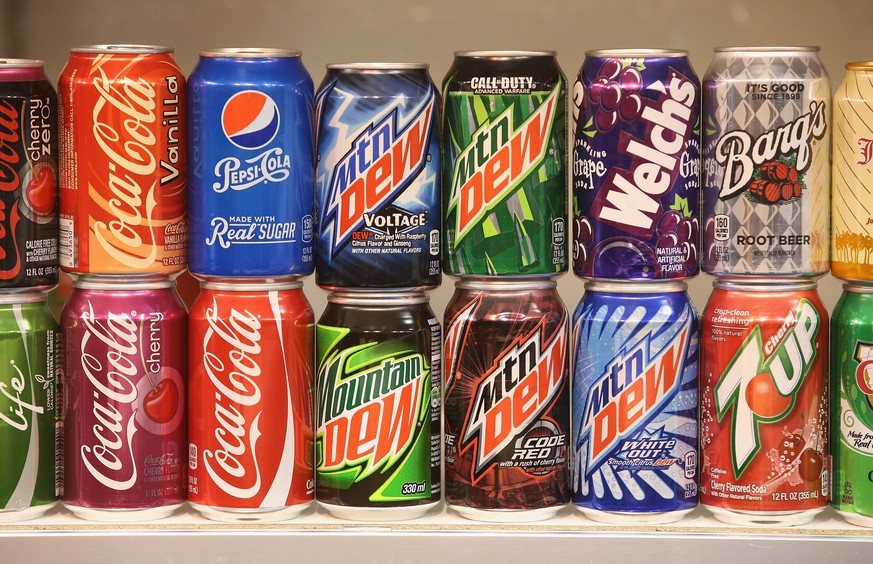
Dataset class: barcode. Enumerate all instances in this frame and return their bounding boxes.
[59,217,75,268]
[56,420,64,497]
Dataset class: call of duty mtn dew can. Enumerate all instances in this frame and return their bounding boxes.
[831,283,873,527]
[442,51,567,277]
[702,47,830,277]
[315,292,440,520]
[0,291,59,522]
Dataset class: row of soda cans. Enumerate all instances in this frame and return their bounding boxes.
[6,272,873,529]
[7,45,873,287]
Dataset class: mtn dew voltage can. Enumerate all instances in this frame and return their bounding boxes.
[831,283,873,527]
[315,292,440,520]
[442,51,567,277]
[0,291,59,522]
[572,280,699,523]
[700,279,828,526]
[315,64,441,290]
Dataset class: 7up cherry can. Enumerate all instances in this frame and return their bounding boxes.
[442,51,567,277]
[700,279,828,526]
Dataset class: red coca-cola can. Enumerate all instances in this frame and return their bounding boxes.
[61,276,187,521]
[58,45,187,275]
[187,281,314,521]
[700,279,828,526]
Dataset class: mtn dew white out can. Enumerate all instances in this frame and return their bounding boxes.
[702,47,830,277]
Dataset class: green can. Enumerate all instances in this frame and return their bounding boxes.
[442,51,567,277]
[832,283,873,527]
[0,292,59,522]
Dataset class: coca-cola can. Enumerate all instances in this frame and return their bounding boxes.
[58,45,187,275]
[187,281,314,521]
[61,276,187,521]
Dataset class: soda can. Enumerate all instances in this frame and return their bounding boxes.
[188,48,315,279]
[572,50,700,280]
[316,291,440,520]
[700,279,828,526]
[833,62,873,282]
[702,47,830,277]
[188,280,314,521]
[58,45,187,275]
[444,279,570,521]
[0,60,59,290]
[62,276,187,521]
[0,291,59,522]
[572,280,699,523]
[442,51,567,277]
[831,283,873,527]
[315,63,441,290]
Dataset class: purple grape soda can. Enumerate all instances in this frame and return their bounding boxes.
[572,49,700,280]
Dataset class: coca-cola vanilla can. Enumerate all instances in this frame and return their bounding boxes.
[58,45,187,275]
[187,281,314,522]
[61,276,187,521]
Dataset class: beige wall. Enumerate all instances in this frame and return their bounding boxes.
[18,0,872,316]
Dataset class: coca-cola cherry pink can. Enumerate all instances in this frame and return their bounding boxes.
[62,276,187,521]
[58,45,187,275]
[188,281,314,522]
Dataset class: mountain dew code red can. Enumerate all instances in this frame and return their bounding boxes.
[442,51,567,277]
[0,292,59,522]
[831,284,873,527]
[316,292,440,520]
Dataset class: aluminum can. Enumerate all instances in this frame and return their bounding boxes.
[833,62,873,281]
[0,291,59,522]
[444,279,570,521]
[442,51,567,277]
[0,60,58,289]
[188,48,314,279]
[187,280,314,521]
[315,63,441,290]
[572,280,698,523]
[831,283,873,527]
[702,47,830,277]
[316,292,440,520]
[61,276,187,521]
[572,50,700,280]
[58,45,187,275]
[700,279,828,526]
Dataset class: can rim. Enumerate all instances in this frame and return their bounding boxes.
[585,48,688,58]
[327,291,429,305]
[71,44,174,54]
[0,290,49,304]
[843,282,873,293]
[713,277,819,291]
[200,48,302,58]
[0,58,44,68]
[326,62,429,71]
[73,275,176,290]
[201,280,304,291]
[846,61,873,71]
[455,278,557,291]
[453,50,557,59]
[583,279,688,293]
[714,46,820,54]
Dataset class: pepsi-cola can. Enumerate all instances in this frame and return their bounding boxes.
[188,48,315,279]
[315,63,441,290]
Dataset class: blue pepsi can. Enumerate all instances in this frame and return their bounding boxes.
[188,48,315,279]
[572,280,698,523]
[315,64,441,290]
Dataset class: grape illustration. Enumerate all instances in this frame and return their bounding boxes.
[586,59,645,133]
[654,209,698,275]
[618,67,643,92]
[598,58,622,80]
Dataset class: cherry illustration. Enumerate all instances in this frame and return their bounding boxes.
[798,448,823,482]
[144,378,180,424]
[745,372,792,419]
[25,165,56,215]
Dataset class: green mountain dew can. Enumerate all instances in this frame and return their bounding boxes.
[0,291,59,522]
[315,291,440,521]
[443,51,567,277]
[832,283,873,527]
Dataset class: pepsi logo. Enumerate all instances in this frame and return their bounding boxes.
[221,90,280,150]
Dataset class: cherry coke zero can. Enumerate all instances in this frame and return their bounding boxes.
[188,48,314,279]
[700,279,828,526]
[572,50,700,280]
[187,281,314,521]
[59,45,187,275]
[0,60,59,289]
[444,279,570,521]
[62,276,187,521]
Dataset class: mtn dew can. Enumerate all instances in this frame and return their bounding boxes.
[315,292,440,520]
[0,291,59,522]
[832,283,873,527]
[442,51,567,277]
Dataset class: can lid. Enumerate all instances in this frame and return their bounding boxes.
[455,277,557,291]
[200,48,302,58]
[0,59,44,69]
[584,279,687,293]
[846,61,873,71]
[71,44,174,54]
[327,290,429,305]
[714,46,820,54]
[585,48,688,59]
[0,290,49,304]
[327,62,428,71]
[73,274,176,290]
[453,50,557,59]
[843,281,873,293]
[713,277,818,292]
[201,280,303,291]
